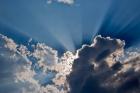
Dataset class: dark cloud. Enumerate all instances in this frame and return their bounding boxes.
[67,35,140,93]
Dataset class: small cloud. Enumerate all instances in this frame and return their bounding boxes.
[46,0,52,4]
[57,0,74,5]
[46,0,75,5]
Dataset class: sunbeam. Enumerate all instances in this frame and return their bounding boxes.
[97,0,140,47]
[81,0,112,45]
[1,0,140,53]
[1,0,140,93]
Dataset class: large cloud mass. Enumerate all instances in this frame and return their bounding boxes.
[0,34,140,93]
[67,36,140,93]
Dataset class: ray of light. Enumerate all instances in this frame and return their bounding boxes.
[29,3,83,52]
[81,0,112,44]
[97,0,140,46]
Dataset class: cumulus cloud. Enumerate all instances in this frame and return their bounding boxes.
[0,34,73,93]
[1,33,140,93]
[47,0,74,5]
[67,35,140,93]
[0,34,37,93]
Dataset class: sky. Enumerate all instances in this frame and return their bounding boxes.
[1,0,140,53]
[1,0,140,93]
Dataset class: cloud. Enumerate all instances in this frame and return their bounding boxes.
[0,34,52,93]
[0,34,74,93]
[57,0,74,5]
[47,0,74,5]
[0,34,38,93]
[67,35,140,93]
[1,34,140,93]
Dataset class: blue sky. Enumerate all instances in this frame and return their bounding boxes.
[0,0,140,53]
[1,1,140,93]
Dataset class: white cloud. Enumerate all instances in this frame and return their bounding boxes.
[0,34,74,93]
[0,34,17,52]
[47,0,52,4]
[57,0,74,5]
[47,0,74,5]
